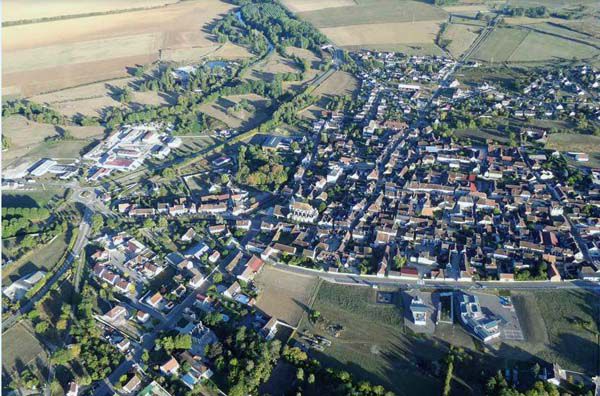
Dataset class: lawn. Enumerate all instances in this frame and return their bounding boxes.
[297,282,443,395]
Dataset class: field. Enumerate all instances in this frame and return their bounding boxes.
[301,70,358,119]
[297,282,443,395]
[2,231,68,285]
[469,26,599,63]
[3,0,179,22]
[29,77,174,118]
[545,133,600,153]
[2,0,243,96]
[321,21,443,47]
[253,266,319,327]
[441,23,481,58]
[198,94,271,130]
[2,321,47,373]
[528,290,599,374]
[287,0,447,53]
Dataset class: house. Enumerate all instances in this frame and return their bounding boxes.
[185,242,210,259]
[137,381,172,396]
[160,356,180,376]
[122,375,142,394]
[146,291,164,309]
[103,305,128,323]
[66,382,79,396]
[136,310,151,323]
[179,351,213,389]
[288,201,319,223]
[260,317,279,340]
[181,228,197,242]
[237,255,264,283]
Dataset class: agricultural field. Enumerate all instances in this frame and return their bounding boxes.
[2,0,243,97]
[297,282,443,395]
[440,23,481,58]
[301,70,358,120]
[198,94,271,130]
[321,21,443,48]
[2,321,48,373]
[246,52,302,83]
[254,266,319,327]
[286,0,447,53]
[2,0,179,23]
[468,26,599,63]
[523,290,599,374]
[281,0,356,13]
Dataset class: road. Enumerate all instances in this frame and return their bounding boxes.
[92,265,221,396]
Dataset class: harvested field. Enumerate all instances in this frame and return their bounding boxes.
[2,0,238,96]
[442,23,481,57]
[314,70,358,98]
[254,265,319,327]
[198,94,271,130]
[321,21,442,47]
[281,0,356,13]
[343,42,445,55]
[297,0,447,28]
[246,53,301,83]
[161,42,252,63]
[3,0,178,23]
[442,4,491,13]
[2,322,47,373]
[545,133,600,153]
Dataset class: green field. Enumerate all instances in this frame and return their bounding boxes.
[297,0,447,28]
[2,321,47,373]
[2,231,68,285]
[2,190,65,209]
[530,290,599,374]
[298,283,443,395]
[470,26,599,63]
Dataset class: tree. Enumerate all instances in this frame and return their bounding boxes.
[307,373,315,384]
[296,367,304,381]
[91,214,104,234]
[158,217,169,229]
[309,309,321,323]
[213,272,223,284]
[162,167,176,179]
[35,321,49,334]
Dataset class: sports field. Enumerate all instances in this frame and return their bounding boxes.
[2,322,47,373]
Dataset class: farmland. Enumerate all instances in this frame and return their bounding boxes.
[468,26,599,64]
[2,0,244,96]
[286,0,447,53]
[441,23,481,58]
[254,265,320,327]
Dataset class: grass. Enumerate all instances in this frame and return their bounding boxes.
[298,282,443,395]
[2,189,64,208]
[2,231,68,285]
[2,321,47,373]
[530,290,599,374]
[545,133,600,153]
[469,26,599,63]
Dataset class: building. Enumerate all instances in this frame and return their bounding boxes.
[66,382,79,396]
[138,381,172,396]
[2,271,46,301]
[288,201,319,223]
[410,296,428,326]
[29,158,58,177]
[459,294,501,343]
[160,356,180,376]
